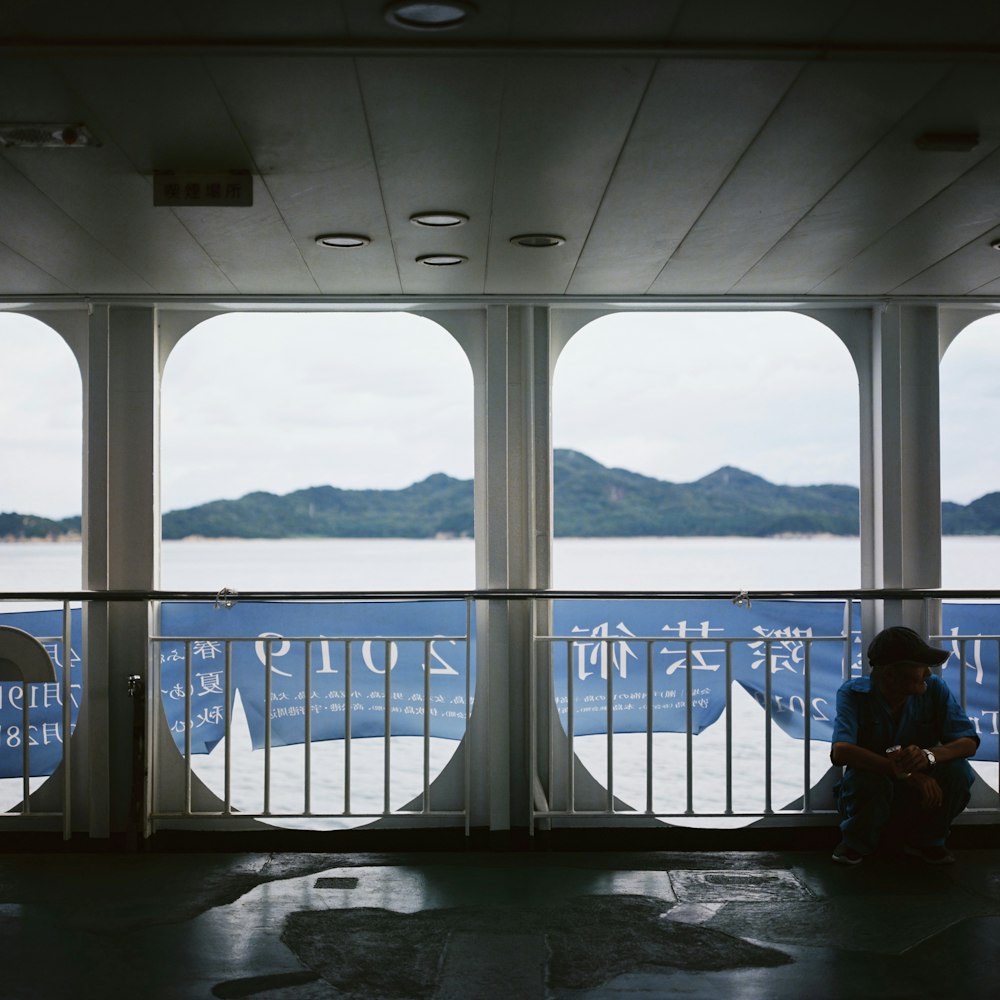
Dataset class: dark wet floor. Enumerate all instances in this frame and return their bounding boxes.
[1,846,998,999]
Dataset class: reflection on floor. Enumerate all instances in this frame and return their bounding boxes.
[2,846,999,999]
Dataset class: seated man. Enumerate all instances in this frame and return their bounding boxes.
[830,625,979,865]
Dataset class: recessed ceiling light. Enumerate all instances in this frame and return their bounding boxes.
[417,253,467,266]
[991,239,1000,251]
[410,212,469,227]
[315,234,371,248]
[510,233,565,248]
[384,2,476,30]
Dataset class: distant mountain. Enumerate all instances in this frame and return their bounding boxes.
[162,473,473,540]
[0,511,80,541]
[6,450,1000,540]
[553,450,860,537]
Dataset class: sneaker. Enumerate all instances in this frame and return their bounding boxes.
[904,844,955,865]
[832,842,864,865]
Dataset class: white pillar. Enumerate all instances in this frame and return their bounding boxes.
[76,305,160,837]
[433,305,555,834]
[811,305,943,644]
[869,305,943,634]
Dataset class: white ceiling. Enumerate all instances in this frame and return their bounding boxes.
[3,0,1000,300]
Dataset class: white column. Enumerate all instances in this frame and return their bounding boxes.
[77,305,160,837]
[433,305,555,834]
[811,305,942,642]
[869,305,943,633]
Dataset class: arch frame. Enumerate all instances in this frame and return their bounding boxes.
[4,296,998,838]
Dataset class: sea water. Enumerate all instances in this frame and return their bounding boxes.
[5,534,1000,592]
[2,537,998,826]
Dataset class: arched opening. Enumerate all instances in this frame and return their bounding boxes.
[550,310,860,822]
[158,312,475,827]
[0,312,82,811]
[941,314,1000,588]
[940,313,1000,791]
[161,311,474,589]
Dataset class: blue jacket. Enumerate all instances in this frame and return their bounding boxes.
[832,675,979,755]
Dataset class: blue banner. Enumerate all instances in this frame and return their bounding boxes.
[3,599,997,780]
[551,599,857,744]
[939,605,1000,762]
[0,609,82,778]
[157,601,473,756]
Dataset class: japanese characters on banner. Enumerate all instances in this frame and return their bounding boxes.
[940,604,1000,762]
[2,599,998,781]
[157,601,473,757]
[551,599,999,761]
[551,599,857,743]
[0,609,82,778]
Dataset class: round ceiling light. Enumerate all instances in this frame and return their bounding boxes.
[510,233,566,248]
[315,234,371,248]
[410,211,469,228]
[384,2,476,30]
[991,239,1000,251]
[417,253,467,266]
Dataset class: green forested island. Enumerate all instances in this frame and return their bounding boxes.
[4,449,1000,540]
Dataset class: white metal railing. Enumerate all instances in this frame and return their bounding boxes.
[531,598,1000,832]
[531,628,852,827]
[2,591,999,840]
[930,629,1000,800]
[147,599,474,834]
[0,600,75,838]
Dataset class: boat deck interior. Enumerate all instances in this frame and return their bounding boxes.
[5,2,1000,997]
[3,844,999,999]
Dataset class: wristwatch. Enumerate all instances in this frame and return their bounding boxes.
[922,748,937,768]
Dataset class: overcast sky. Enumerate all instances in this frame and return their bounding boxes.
[1,308,998,519]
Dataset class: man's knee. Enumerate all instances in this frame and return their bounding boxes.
[844,769,893,796]
[932,759,975,814]
[838,768,893,810]
[932,758,975,793]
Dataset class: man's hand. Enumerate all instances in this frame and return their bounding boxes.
[905,771,943,809]
[887,744,930,773]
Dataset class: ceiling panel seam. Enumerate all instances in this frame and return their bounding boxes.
[727,62,957,294]
[43,53,241,295]
[0,154,157,294]
[6,40,1000,63]
[891,227,1000,296]
[0,237,74,293]
[201,58,321,295]
[808,142,1000,295]
[352,57,404,296]
[640,60,810,294]
[561,59,659,296]
[483,60,512,297]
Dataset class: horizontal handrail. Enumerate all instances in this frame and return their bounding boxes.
[4,592,998,837]
[5,587,1000,602]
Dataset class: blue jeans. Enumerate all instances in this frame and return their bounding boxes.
[836,759,975,855]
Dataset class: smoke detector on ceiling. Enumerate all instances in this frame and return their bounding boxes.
[0,123,99,148]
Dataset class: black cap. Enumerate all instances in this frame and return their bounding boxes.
[867,626,949,667]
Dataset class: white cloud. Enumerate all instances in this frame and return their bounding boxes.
[941,314,1000,504]
[553,311,861,488]
[0,315,81,519]
[160,313,474,510]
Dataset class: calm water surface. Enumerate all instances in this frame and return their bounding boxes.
[3,535,999,592]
